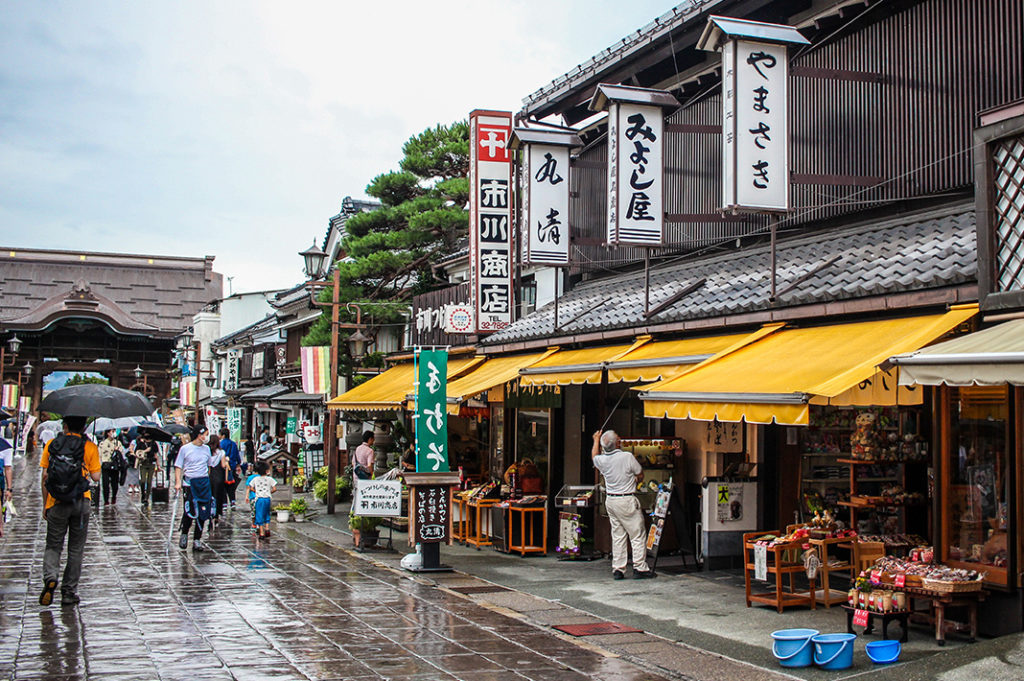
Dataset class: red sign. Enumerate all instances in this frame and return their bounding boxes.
[894,574,906,588]
[476,123,510,162]
[853,609,869,627]
[871,570,882,582]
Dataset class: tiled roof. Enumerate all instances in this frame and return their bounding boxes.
[213,313,277,347]
[0,248,221,335]
[483,205,977,345]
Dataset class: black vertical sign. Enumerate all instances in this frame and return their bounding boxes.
[414,485,450,543]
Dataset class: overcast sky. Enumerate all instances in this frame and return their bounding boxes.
[0,1,676,295]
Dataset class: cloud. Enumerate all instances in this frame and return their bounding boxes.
[0,0,672,294]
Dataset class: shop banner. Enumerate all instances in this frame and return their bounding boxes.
[353,478,402,517]
[18,396,31,413]
[469,109,513,333]
[415,349,448,472]
[524,143,571,265]
[226,349,241,391]
[227,407,243,443]
[204,407,221,434]
[300,346,331,395]
[286,417,297,435]
[179,379,197,407]
[1,384,18,410]
[14,413,34,454]
[721,38,789,212]
[608,101,664,245]
[754,543,768,581]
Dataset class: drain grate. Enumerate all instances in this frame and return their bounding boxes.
[449,585,511,595]
[553,622,643,636]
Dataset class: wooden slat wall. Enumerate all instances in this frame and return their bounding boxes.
[568,0,1024,276]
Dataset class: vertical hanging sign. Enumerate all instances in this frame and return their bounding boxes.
[590,85,677,246]
[469,110,513,333]
[698,16,809,212]
[415,349,448,472]
[509,128,582,266]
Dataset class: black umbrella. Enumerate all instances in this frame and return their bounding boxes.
[38,384,154,419]
[135,420,174,443]
[163,423,191,435]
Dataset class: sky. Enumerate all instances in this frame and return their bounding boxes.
[0,0,678,295]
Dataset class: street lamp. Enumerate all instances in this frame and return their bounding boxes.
[134,365,144,380]
[133,365,150,394]
[346,328,372,364]
[204,376,216,388]
[7,335,22,356]
[299,241,327,279]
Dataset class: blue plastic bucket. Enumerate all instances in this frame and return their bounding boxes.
[813,633,857,670]
[865,639,901,664]
[771,629,819,668]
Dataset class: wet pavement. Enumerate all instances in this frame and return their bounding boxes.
[0,453,677,681]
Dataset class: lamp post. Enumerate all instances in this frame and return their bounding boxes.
[0,334,22,383]
[133,365,150,394]
[301,242,372,514]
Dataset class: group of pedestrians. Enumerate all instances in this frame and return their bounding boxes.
[173,426,246,551]
[94,428,161,506]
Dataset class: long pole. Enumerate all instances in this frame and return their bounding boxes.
[326,268,340,515]
[769,215,777,302]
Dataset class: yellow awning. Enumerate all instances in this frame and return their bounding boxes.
[606,332,752,383]
[446,351,554,414]
[641,305,978,425]
[519,340,647,386]
[327,356,482,412]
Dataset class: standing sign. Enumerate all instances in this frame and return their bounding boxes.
[589,85,677,246]
[509,128,582,266]
[412,485,450,542]
[469,110,513,333]
[227,407,243,443]
[415,349,448,472]
[354,478,403,517]
[698,16,809,212]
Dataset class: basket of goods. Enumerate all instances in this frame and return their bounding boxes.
[920,566,985,593]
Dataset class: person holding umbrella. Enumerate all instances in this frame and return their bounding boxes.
[38,416,102,607]
[98,429,124,506]
[134,431,161,505]
[173,425,220,552]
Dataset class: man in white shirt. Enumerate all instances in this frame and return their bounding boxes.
[592,430,655,580]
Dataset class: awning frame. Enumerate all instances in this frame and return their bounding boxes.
[891,352,1024,365]
[639,391,809,404]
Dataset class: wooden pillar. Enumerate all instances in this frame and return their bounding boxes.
[326,268,341,515]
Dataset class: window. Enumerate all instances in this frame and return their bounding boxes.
[519,274,537,317]
[945,386,1010,585]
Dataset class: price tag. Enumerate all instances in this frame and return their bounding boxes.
[894,574,906,588]
[853,609,870,627]
[871,570,882,582]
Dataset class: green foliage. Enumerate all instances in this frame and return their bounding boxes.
[312,471,352,503]
[64,373,109,387]
[291,474,306,488]
[302,119,469,353]
[349,511,381,532]
[289,497,308,514]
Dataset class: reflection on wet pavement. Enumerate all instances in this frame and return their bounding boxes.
[0,466,673,681]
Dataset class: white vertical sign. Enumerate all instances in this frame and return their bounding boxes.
[723,40,789,211]
[608,103,664,245]
[526,144,570,264]
[469,110,513,333]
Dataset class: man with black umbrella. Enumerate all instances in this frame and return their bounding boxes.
[135,431,161,505]
[39,416,101,607]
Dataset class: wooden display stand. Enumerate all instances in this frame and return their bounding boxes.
[466,498,500,549]
[906,585,987,646]
[507,504,547,556]
[842,604,910,641]
[743,530,817,613]
[808,536,855,607]
[452,492,470,543]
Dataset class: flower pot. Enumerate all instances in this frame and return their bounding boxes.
[353,528,380,549]
[276,510,291,523]
[295,515,306,523]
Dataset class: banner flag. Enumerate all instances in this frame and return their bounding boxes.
[414,349,448,472]
[180,379,197,407]
[301,346,331,395]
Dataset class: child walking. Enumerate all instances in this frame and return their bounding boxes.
[248,461,276,538]
[245,469,259,534]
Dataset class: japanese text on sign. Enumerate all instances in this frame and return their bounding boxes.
[722,39,789,211]
[414,485,450,543]
[415,349,448,473]
[353,479,403,517]
[524,144,570,264]
[469,110,513,332]
[609,103,664,245]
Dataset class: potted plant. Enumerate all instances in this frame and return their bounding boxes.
[291,473,306,493]
[289,497,308,522]
[349,511,381,549]
[274,504,291,523]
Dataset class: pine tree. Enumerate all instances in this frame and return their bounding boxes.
[302,121,469,363]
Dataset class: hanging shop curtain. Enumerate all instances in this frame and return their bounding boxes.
[889,317,1024,386]
[640,304,978,425]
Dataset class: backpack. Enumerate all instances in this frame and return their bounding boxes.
[45,434,92,503]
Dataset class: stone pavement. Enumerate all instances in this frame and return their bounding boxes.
[0,451,679,681]
[307,500,1024,681]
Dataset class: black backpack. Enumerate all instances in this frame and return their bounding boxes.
[46,434,92,503]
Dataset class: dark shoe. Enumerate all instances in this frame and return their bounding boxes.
[178,534,188,549]
[612,570,625,580]
[634,570,656,579]
[193,540,205,552]
[61,592,80,607]
[39,579,57,606]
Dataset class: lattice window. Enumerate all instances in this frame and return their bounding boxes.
[994,134,1024,292]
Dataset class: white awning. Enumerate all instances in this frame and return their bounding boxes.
[890,318,1024,386]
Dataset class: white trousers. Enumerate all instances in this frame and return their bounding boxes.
[605,495,650,573]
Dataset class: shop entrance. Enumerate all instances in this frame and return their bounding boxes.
[516,409,549,495]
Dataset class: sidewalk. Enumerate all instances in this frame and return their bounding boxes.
[303,497,1024,681]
